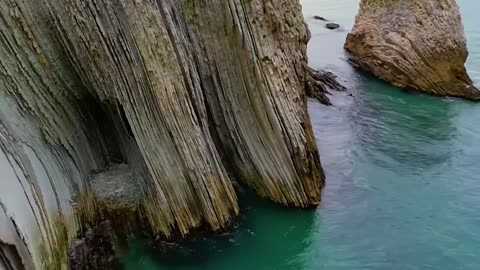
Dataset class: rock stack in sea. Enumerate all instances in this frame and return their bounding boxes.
[345,0,480,100]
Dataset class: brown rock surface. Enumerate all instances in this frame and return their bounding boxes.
[0,0,328,268]
[345,0,480,100]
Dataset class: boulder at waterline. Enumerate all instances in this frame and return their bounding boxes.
[314,16,328,21]
[326,23,340,30]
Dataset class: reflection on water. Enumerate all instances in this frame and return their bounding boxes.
[352,78,458,171]
[123,193,316,270]
[124,0,480,269]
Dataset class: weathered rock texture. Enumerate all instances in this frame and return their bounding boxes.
[306,68,347,105]
[0,0,324,268]
[69,221,120,270]
[345,0,480,99]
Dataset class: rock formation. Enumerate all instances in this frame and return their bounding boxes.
[0,0,327,268]
[314,16,328,21]
[345,0,480,100]
[326,23,340,30]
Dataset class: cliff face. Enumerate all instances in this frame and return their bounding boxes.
[345,0,480,99]
[0,0,323,268]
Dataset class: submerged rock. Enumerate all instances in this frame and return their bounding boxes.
[325,23,340,30]
[345,0,480,100]
[313,16,327,21]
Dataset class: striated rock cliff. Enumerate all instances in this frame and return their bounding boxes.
[0,0,325,268]
[345,0,480,100]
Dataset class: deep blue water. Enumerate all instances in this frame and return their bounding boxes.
[125,1,480,269]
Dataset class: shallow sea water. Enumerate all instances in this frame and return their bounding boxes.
[124,1,480,269]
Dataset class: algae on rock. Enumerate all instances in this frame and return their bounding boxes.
[0,0,325,268]
[345,0,480,99]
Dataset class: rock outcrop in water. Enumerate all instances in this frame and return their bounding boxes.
[345,0,480,100]
[0,0,329,268]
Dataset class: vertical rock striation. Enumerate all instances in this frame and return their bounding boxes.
[0,0,324,268]
[345,0,480,99]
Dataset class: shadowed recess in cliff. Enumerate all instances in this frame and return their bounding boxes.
[0,0,327,268]
[0,241,25,270]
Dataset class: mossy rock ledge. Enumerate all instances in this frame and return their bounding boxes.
[345,0,480,100]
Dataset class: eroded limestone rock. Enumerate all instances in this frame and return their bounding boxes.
[0,0,327,268]
[90,164,141,209]
[345,0,480,100]
[306,68,347,105]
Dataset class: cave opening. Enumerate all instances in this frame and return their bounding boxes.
[75,94,144,214]
[78,95,134,167]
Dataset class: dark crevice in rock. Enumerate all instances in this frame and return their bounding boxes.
[0,242,25,270]
[78,95,134,167]
[118,104,134,138]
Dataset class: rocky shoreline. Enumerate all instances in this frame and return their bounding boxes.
[66,190,248,270]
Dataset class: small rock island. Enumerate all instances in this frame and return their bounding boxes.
[345,0,480,100]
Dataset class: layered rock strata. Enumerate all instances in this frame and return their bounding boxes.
[345,0,480,99]
[0,0,326,268]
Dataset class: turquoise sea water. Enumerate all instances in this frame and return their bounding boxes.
[124,1,480,269]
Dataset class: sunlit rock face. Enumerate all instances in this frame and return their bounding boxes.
[0,0,324,268]
[345,0,480,100]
